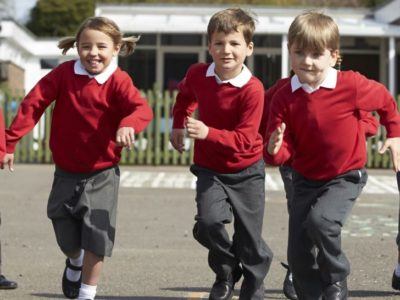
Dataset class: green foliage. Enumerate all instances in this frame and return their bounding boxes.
[26,0,95,37]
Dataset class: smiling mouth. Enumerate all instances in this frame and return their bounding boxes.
[88,60,102,67]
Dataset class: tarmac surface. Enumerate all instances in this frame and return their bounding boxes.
[0,164,400,299]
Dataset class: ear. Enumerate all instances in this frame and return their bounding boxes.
[113,44,121,57]
[330,49,339,67]
[246,41,254,57]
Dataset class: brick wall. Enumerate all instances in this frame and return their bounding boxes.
[0,61,25,95]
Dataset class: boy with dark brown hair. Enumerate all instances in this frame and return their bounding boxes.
[171,7,272,300]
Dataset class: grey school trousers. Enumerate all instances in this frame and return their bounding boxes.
[190,160,273,300]
[289,168,367,300]
[279,165,294,211]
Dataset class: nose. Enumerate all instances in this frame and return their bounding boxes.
[221,43,231,54]
[89,46,98,56]
[303,54,313,65]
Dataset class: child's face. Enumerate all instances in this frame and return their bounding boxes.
[289,43,338,88]
[77,28,120,75]
[208,28,253,81]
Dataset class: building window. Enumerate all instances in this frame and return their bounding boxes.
[341,37,380,50]
[126,33,157,45]
[119,49,156,90]
[253,54,281,89]
[341,53,379,81]
[164,53,198,93]
[40,58,59,69]
[253,35,281,48]
[161,34,202,46]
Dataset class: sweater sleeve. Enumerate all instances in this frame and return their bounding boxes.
[263,92,293,166]
[6,66,60,153]
[205,83,264,153]
[358,111,378,138]
[0,108,5,160]
[354,72,400,138]
[117,73,153,133]
[172,67,198,129]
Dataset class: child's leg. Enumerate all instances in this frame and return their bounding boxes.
[278,166,297,300]
[392,171,400,290]
[78,251,104,300]
[82,251,104,285]
[223,160,273,300]
[190,165,239,300]
[47,169,87,299]
[304,169,367,297]
[288,173,323,300]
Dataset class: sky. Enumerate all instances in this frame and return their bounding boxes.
[13,0,37,23]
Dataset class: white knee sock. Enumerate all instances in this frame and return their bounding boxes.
[66,249,84,282]
[395,263,400,277]
[78,283,97,300]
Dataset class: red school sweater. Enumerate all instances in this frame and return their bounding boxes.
[6,60,153,173]
[172,63,264,173]
[264,71,400,180]
[0,108,5,161]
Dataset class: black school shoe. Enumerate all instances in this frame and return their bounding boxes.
[62,259,82,299]
[0,275,17,289]
[322,279,348,300]
[209,265,242,300]
[281,262,298,300]
[392,271,400,290]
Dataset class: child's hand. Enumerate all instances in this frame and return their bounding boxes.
[185,117,209,140]
[0,153,14,172]
[379,137,400,171]
[116,127,135,150]
[170,129,185,153]
[267,123,286,155]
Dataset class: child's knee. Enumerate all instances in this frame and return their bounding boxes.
[305,212,341,240]
[192,217,223,244]
[63,248,82,259]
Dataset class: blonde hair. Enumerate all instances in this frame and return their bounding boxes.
[288,11,340,54]
[207,8,256,45]
[58,16,140,56]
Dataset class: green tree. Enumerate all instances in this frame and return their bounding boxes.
[26,0,95,37]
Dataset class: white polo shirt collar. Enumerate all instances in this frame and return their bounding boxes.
[74,59,118,84]
[291,67,337,94]
[206,62,252,88]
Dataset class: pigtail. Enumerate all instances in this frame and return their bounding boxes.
[119,35,141,57]
[58,37,77,55]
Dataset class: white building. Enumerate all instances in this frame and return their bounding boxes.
[0,1,399,95]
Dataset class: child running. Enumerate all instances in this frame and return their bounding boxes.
[265,11,400,300]
[260,68,379,300]
[1,16,153,300]
[171,7,273,300]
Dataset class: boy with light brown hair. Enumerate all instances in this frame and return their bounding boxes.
[265,11,400,300]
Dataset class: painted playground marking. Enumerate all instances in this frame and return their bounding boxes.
[121,171,398,194]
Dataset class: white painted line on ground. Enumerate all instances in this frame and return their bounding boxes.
[120,172,399,194]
